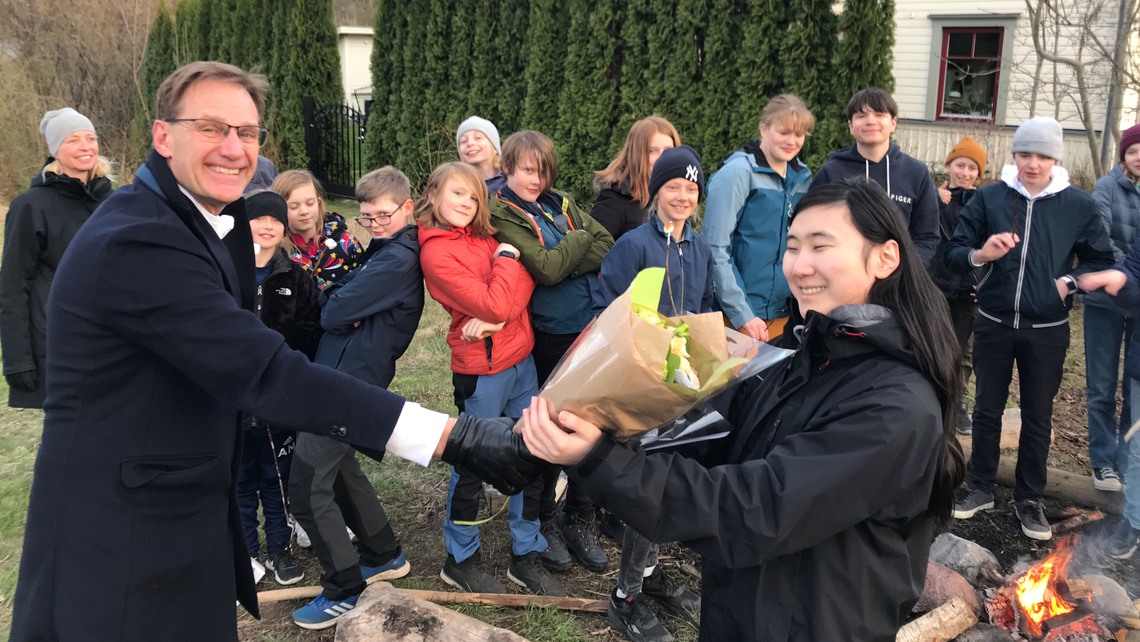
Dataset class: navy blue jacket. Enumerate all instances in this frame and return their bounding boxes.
[814,142,940,263]
[1107,245,1140,380]
[928,187,979,301]
[1084,165,1139,313]
[945,166,1116,329]
[315,225,424,388]
[11,151,408,642]
[592,216,715,316]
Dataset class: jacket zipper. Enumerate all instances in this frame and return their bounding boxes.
[1012,199,1035,329]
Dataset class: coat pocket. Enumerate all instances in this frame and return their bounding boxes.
[120,453,222,489]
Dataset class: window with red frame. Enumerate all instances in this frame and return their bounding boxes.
[937,28,1003,121]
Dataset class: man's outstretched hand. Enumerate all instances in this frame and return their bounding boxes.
[440,414,547,495]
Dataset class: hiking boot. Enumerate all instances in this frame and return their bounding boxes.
[955,403,972,435]
[362,551,410,584]
[507,551,567,596]
[1015,499,1052,541]
[1104,519,1140,559]
[642,566,700,624]
[440,551,506,593]
[608,589,673,642]
[292,594,359,630]
[951,485,995,520]
[562,513,609,572]
[1093,467,1123,492]
[266,548,304,586]
[539,518,573,571]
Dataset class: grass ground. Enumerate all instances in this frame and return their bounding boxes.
[0,200,1106,640]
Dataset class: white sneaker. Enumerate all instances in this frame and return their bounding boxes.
[291,517,312,548]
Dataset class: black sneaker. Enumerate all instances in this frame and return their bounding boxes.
[1014,499,1052,541]
[1104,519,1140,559]
[951,485,995,520]
[440,551,507,593]
[1093,467,1123,492]
[538,518,573,572]
[562,513,609,572]
[507,551,567,596]
[265,548,304,586]
[642,566,700,625]
[608,589,673,642]
[955,403,973,435]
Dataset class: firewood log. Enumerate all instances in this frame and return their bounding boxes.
[897,596,978,642]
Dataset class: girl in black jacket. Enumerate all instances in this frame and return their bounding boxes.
[590,116,681,241]
[521,179,965,642]
[237,191,322,586]
[0,108,113,408]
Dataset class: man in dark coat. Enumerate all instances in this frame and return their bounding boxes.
[10,61,538,642]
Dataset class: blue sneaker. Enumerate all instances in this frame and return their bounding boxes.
[362,551,411,585]
[292,594,359,630]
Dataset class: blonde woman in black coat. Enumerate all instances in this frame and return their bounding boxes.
[0,108,113,408]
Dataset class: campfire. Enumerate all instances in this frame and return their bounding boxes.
[984,537,1113,641]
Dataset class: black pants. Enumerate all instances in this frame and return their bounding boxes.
[967,317,1069,501]
[289,433,401,600]
[947,297,978,394]
[532,328,596,521]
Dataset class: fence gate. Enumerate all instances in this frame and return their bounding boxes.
[303,96,367,200]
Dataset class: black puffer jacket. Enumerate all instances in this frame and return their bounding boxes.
[929,187,979,301]
[256,249,322,360]
[571,304,944,641]
[589,181,650,241]
[0,168,112,408]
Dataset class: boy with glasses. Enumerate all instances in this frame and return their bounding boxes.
[290,166,423,630]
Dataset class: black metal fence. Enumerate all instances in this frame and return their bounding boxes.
[303,96,367,200]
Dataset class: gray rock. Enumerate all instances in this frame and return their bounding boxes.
[952,623,1019,641]
[930,533,1005,587]
[1077,573,1139,619]
[914,561,983,615]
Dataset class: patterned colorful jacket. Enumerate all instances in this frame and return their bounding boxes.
[289,211,362,290]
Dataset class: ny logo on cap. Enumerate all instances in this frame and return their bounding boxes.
[685,165,699,182]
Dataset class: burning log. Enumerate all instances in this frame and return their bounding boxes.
[896,596,978,642]
[1052,509,1106,536]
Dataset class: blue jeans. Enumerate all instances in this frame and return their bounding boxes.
[1124,378,1140,528]
[1084,304,1135,470]
[444,358,546,562]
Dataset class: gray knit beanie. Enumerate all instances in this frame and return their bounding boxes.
[456,116,501,156]
[40,108,96,156]
[1011,116,1064,161]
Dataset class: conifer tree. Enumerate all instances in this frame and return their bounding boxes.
[644,0,679,113]
[134,3,178,157]
[364,0,403,169]
[196,0,216,61]
[612,0,654,150]
[395,0,428,175]
[699,0,745,169]
[444,0,476,128]
[779,0,839,167]
[465,0,500,126]
[278,0,343,168]
[520,0,568,134]
[557,0,621,200]
[491,0,528,132]
[175,0,201,65]
[658,0,705,145]
[730,0,786,145]
[416,0,452,164]
[836,0,895,95]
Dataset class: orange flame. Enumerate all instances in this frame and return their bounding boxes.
[1014,543,1076,636]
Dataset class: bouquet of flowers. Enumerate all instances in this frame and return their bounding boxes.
[528,268,793,441]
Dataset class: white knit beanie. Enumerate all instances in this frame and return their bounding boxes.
[1011,117,1064,161]
[456,116,501,155]
[40,108,96,156]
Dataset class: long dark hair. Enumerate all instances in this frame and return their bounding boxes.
[792,179,965,523]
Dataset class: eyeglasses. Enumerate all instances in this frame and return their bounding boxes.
[165,118,269,147]
[359,212,397,225]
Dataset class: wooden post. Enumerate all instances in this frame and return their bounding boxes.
[897,596,978,642]
[258,582,608,613]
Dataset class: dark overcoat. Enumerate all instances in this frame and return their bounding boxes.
[11,152,407,641]
[0,168,112,407]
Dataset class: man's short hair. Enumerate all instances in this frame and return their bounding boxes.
[846,87,898,121]
[156,61,269,121]
[356,166,411,204]
[501,131,558,191]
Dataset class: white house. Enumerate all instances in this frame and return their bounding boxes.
[337,26,374,112]
[890,0,1139,178]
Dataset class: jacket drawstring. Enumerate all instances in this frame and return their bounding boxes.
[864,155,892,199]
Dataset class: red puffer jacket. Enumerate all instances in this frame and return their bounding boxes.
[419,224,535,375]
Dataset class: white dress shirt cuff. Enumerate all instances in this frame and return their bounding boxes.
[385,401,447,466]
[969,250,986,268]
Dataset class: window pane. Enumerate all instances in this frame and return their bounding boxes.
[947,32,973,57]
[940,58,999,119]
[974,32,1000,58]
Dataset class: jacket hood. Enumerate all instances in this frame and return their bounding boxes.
[416,222,475,247]
[827,141,903,165]
[32,167,113,202]
[725,140,808,175]
[1111,164,1140,191]
[788,302,920,371]
[999,164,1070,200]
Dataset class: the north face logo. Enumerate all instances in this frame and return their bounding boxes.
[685,165,699,182]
